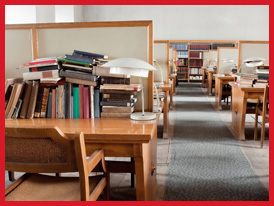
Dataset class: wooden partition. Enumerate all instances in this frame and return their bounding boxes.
[238,41,269,73]
[5,21,154,111]
[169,47,174,74]
[154,40,169,83]
[217,47,239,74]
[209,50,218,66]
[203,51,209,67]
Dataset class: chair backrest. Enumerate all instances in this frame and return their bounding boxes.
[263,84,269,116]
[5,126,78,173]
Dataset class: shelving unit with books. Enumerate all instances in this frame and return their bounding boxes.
[188,42,211,81]
[169,41,189,82]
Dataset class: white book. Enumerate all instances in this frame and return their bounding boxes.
[23,70,59,80]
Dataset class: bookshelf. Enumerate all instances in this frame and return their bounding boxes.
[169,41,189,82]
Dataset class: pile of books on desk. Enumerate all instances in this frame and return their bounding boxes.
[7,50,129,119]
[100,84,141,118]
[235,73,258,86]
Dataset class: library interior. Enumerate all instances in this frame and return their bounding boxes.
[4,5,269,201]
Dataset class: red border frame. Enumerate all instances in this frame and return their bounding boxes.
[1,1,271,205]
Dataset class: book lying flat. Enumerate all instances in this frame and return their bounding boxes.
[102,106,134,113]
[65,77,97,87]
[100,100,135,107]
[100,89,138,95]
[100,84,141,91]
[59,70,98,82]
[58,58,92,66]
[23,70,59,80]
[73,50,108,59]
[29,65,58,72]
[65,54,95,64]
[101,112,131,118]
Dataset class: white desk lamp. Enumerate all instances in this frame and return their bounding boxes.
[238,57,265,73]
[153,59,164,85]
[102,58,157,120]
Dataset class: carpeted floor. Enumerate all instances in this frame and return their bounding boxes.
[164,83,269,201]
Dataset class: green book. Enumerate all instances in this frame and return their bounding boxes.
[73,87,80,118]
[57,58,91,66]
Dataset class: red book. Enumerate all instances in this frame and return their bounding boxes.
[29,59,57,65]
[83,87,90,119]
[79,84,84,118]
[51,89,56,118]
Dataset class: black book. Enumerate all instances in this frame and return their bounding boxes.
[5,85,13,109]
[59,69,98,82]
[60,64,93,74]
[94,88,101,118]
[65,54,95,64]
[73,50,107,59]
[29,65,59,72]
[101,76,130,85]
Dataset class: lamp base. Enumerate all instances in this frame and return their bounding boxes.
[130,112,156,121]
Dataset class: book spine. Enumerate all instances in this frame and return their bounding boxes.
[83,87,90,119]
[73,87,80,118]
[65,54,95,64]
[65,82,72,119]
[51,89,56,118]
[40,88,50,118]
[26,81,39,119]
[100,100,132,107]
[23,70,59,80]
[101,76,130,85]
[57,85,64,118]
[29,59,57,65]
[73,50,107,59]
[29,65,58,72]
[90,86,94,118]
[34,87,44,118]
[79,84,84,119]
[59,70,98,82]
[46,92,52,118]
[94,88,100,118]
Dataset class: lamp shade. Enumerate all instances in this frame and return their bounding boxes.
[243,57,265,67]
[101,58,156,78]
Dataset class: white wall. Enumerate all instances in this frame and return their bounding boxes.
[83,5,269,41]
[36,5,55,23]
[5,5,36,24]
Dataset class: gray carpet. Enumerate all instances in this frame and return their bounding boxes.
[165,83,269,201]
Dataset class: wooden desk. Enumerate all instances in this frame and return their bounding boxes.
[229,83,264,140]
[202,68,208,88]
[207,71,217,95]
[215,75,236,110]
[157,84,172,134]
[5,117,159,201]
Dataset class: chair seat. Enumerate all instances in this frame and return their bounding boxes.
[5,173,105,201]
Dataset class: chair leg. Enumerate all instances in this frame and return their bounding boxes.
[260,118,266,148]
[130,157,135,188]
[103,171,110,201]
[8,171,15,182]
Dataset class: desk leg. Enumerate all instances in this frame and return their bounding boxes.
[231,88,246,140]
[134,139,157,201]
[218,82,223,111]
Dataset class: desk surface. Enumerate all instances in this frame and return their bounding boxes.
[5,117,159,143]
[229,82,264,93]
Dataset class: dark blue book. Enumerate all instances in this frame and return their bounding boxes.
[65,54,95,64]
[73,50,108,59]
[46,92,52,118]
[29,65,58,72]
[94,88,101,118]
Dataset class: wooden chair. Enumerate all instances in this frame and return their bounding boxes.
[5,126,110,201]
[254,85,269,148]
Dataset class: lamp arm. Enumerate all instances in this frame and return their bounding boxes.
[139,77,145,116]
[237,62,245,73]
[155,61,164,83]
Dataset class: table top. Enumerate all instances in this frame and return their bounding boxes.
[229,82,265,93]
[5,117,159,143]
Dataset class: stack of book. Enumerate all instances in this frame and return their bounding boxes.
[235,73,258,86]
[20,57,60,83]
[100,84,141,118]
